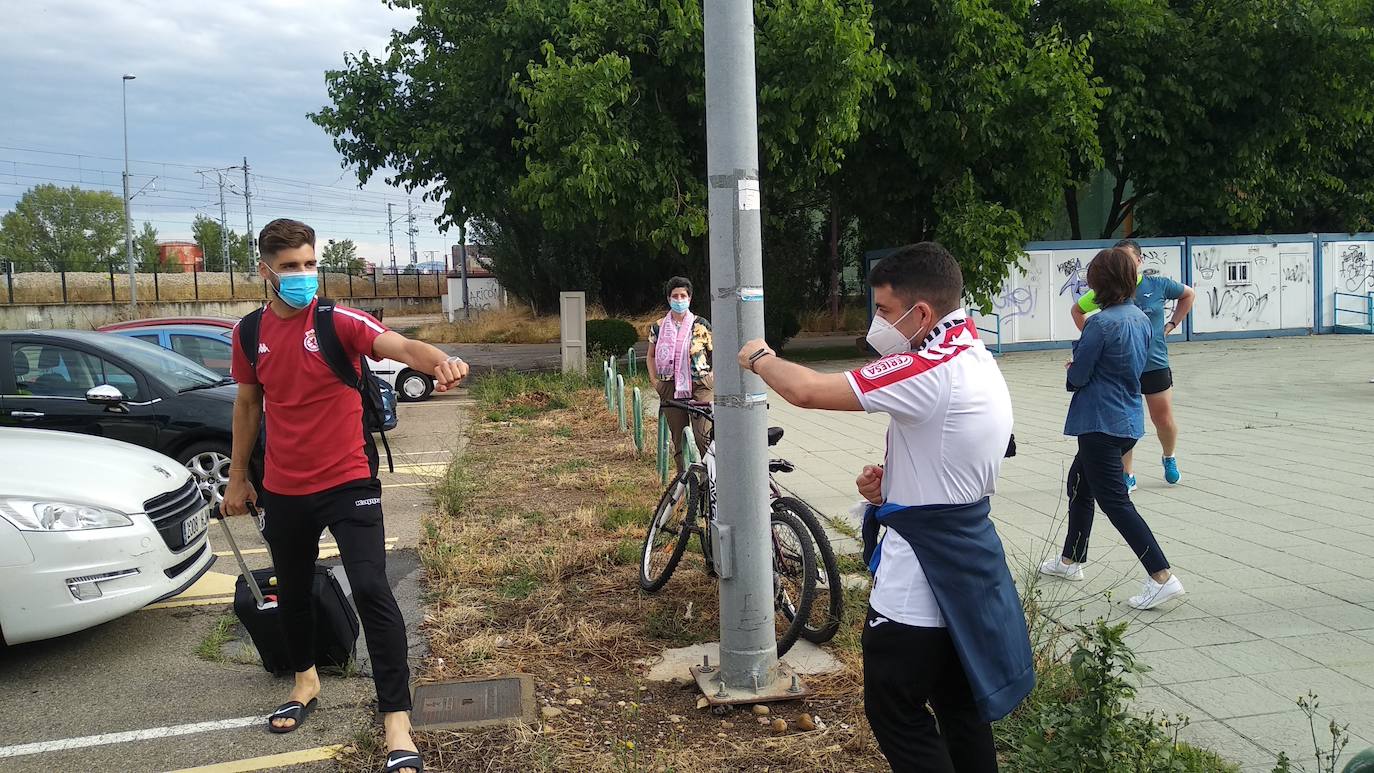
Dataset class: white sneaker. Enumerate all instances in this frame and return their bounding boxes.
[1128,575,1186,610]
[1039,557,1085,581]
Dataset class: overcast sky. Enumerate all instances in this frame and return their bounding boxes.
[0,0,456,267]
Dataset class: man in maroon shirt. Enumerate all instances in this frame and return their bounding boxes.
[223,219,465,773]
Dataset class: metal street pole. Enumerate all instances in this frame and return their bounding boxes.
[218,172,230,273]
[242,157,255,261]
[458,218,470,319]
[121,74,136,310]
[703,0,776,693]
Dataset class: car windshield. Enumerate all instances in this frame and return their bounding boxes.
[93,334,224,391]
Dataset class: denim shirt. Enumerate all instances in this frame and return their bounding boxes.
[1064,303,1149,439]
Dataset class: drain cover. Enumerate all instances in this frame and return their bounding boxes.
[411,674,536,731]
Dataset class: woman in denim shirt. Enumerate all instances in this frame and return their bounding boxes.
[1040,247,1186,610]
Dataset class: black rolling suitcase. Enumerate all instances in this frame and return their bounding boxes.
[219,506,361,675]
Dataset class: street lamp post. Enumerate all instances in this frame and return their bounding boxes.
[121,74,136,311]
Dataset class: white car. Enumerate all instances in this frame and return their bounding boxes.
[0,427,215,645]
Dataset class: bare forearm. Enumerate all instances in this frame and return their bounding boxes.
[1171,289,1196,325]
[1071,305,1087,332]
[398,338,450,373]
[230,398,262,480]
[754,355,820,405]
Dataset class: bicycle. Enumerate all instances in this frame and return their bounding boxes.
[639,399,843,652]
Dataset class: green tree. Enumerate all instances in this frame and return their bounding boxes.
[839,1,1103,307]
[312,0,884,313]
[0,184,126,271]
[134,221,171,273]
[1038,0,1374,237]
[193,215,253,272]
[320,238,366,274]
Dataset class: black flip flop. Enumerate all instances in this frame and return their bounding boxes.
[266,698,318,734]
[383,750,424,773]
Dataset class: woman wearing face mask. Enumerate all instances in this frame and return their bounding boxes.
[1041,247,1186,611]
[647,276,713,473]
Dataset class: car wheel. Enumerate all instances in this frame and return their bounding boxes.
[179,441,232,511]
[397,370,433,402]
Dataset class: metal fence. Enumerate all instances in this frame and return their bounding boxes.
[1,259,448,305]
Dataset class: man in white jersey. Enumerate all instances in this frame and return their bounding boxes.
[739,242,1030,772]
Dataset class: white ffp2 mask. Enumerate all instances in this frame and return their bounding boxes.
[866,305,921,356]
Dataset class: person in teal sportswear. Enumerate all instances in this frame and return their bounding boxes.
[1071,239,1195,491]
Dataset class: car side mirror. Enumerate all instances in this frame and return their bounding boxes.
[86,384,127,407]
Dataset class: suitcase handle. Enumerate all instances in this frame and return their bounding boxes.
[218,503,271,609]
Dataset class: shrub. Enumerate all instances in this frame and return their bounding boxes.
[765,303,802,352]
[1011,619,1237,773]
[586,318,639,359]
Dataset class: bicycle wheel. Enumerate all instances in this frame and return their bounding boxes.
[639,470,698,592]
[774,497,844,643]
[770,508,816,657]
[696,476,717,577]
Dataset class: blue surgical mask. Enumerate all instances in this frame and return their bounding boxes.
[670,298,690,314]
[269,267,319,309]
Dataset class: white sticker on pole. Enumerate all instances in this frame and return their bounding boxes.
[737,179,760,211]
[738,286,763,302]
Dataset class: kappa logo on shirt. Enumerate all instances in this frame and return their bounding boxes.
[859,354,914,381]
[257,343,270,355]
[304,329,320,353]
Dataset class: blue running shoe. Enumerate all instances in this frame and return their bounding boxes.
[1163,456,1181,485]
[1124,473,1138,493]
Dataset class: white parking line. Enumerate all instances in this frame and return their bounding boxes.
[0,716,262,759]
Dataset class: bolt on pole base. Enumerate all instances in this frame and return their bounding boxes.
[690,662,809,706]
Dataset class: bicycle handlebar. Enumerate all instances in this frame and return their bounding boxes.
[660,398,714,422]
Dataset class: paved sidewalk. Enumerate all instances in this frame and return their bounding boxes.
[767,335,1374,771]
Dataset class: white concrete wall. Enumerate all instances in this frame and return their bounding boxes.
[444,276,508,319]
[1188,241,1314,334]
[970,242,1186,346]
[1321,238,1374,329]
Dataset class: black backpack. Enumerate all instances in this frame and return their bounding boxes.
[237,299,394,478]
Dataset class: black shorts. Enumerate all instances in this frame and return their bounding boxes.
[1140,367,1174,395]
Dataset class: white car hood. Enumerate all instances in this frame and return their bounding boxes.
[0,428,191,515]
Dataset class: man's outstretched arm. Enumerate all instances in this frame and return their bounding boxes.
[737,338,862,411]
[372,331,469,393]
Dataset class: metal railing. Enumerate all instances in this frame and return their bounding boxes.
[1333,292,1374,334]
[2,259,448,305]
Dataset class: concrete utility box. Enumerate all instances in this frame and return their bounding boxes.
[560,291,587,374]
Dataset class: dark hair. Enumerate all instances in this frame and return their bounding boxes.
[1087,247,1138,306]
[666,276,693,296]
[867,241,963,314]
[258,219,316,262]
[1114,238,1141,256]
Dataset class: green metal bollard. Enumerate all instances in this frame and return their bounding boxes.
[657,412,670,484]
[626,346,637,378]
[616,375,626,432]
[607,362,618,414]
[632,387,644,453]
[682,426,700,466]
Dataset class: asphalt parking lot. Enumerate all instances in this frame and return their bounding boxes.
[0,389,470,773]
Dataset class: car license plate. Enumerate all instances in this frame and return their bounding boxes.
[182,507,209,544]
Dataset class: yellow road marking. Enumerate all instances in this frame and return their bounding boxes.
[177,571,239,598]
[212,538,397,558]
[144,595,236,610]
[387,463,447,476]
[381,482,429,489]
[164,744,344,772]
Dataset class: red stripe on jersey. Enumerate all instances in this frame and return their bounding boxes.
[850,344,969,394]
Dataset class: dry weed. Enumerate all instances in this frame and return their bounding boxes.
[400,381,887,773]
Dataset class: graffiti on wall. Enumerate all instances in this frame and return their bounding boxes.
[1340,244,1371,292]
[1056,258,1089,301]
